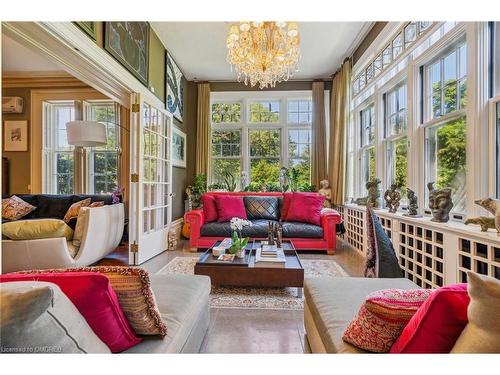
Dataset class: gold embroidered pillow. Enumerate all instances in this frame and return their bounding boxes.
[17,266,167,337]
[2,195,36,220]
[89,201,105,208]
[63,198,91,223]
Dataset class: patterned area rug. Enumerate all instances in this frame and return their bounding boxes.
[157,256,348,310]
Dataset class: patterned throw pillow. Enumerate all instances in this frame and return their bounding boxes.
[17,266,167,337]
[364,205,404,278]
[89,201,105,208]
[2,195,36,220]
[63,198,91,223]
[343,288,433,352]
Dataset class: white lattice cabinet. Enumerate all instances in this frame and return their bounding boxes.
[337,204,500,287]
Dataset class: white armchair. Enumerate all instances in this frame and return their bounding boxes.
[1,203,125,273]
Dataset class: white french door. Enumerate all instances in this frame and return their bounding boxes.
[129,93,173,265]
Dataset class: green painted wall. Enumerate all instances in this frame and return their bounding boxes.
[148,30,165,103]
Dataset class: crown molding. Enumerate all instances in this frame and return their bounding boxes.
[2,70,89,88]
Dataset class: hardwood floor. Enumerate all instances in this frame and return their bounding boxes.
[94,243,129,266]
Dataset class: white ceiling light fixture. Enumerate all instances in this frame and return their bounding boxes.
[226,21,301,89]
[66,121,107,147]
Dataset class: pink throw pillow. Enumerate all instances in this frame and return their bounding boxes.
[214,195,247,223]
[390,284,469,353]
[0,272,141,353]
[280,192,294,221]
[202,194,218,223]
[343,288,433,352]
[285,193,324,226]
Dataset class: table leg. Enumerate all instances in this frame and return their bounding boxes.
[297,287,303,298]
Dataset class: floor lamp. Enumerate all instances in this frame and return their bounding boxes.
[66,120,107,194]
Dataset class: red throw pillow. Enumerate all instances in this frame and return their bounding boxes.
[285,193,324,226]
[202,194,218,223]
[390,284,469,353]
[0,272,141,353]
[280,192,294,221]
[214,195,247,223]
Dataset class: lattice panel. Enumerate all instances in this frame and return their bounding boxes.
[458,238,500,282]
[334,205,345,239]
[345,207,365,253]
[378,216,393,240]
[398,222,445,289]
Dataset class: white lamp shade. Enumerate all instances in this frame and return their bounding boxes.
[66,121,107,147]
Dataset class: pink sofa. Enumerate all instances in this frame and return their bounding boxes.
[184,192,342,255]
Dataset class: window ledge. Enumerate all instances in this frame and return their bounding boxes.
[342,203,500,245]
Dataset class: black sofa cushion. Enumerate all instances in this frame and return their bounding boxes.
[2,194,114,222]
[282,221,323,238]
[201,219,275,237]
[243,196,280,221]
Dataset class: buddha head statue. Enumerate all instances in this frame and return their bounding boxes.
[427,182,453,222]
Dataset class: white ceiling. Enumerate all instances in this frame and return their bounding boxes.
[2,34,62,71]
[151,22,371,81]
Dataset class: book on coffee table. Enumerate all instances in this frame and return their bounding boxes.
[255,248,286,267]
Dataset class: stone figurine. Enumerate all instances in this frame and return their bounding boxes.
[318,179,332,208]
[404,188,422,217]
[383,183,401,213]
[241,171,249,191]
[427,182,453,223]
[354,178,381,208]
[473,198,500,236]
[465,217,497,232]
[168,228,179,251]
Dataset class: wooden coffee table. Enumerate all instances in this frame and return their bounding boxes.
[194,240,305,297]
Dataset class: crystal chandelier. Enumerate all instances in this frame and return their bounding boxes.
[226,21,300,89]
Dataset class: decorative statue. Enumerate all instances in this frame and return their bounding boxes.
[467,198,500,236]
[383,183,401,213]
[354,178,381,208]
[404,188,422,217]
[427,182,453,223]
[318,179,332,208]
[279,167,287,191]
[241,171,249,191]
[167,228,178,251]
[259,184,267,192]
[185,186,193,211]
[267,221,276,246]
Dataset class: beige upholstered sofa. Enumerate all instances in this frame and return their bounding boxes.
[0,273,211,354]
[2,203,124,273]
[304,276,418,353]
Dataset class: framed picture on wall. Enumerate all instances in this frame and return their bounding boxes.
[166,51,184,122]
[104,22,150,86]
[3,120,28,152]
[172,126,187,168]
[74,21,98,41]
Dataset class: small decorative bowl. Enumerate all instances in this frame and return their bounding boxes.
[212,246,226,257]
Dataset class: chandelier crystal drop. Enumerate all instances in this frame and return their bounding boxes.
[226,21,301,89]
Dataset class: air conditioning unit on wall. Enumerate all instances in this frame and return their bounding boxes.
[2,97,24,114]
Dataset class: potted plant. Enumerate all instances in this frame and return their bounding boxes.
[229,217,252,258]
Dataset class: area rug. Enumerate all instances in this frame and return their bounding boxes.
[157,256,348,310]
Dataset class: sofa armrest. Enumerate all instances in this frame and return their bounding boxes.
[320,209,342,252]
[184,210,204,247]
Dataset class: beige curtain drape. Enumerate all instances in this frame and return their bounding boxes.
[311,81,327,189]
[328,59,351,205]
[195,83,211,176]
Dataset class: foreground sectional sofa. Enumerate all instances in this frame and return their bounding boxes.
[0,273,211,353]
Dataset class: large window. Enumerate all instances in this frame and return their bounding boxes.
[42,101,75,194]
[211,130,241,189]
[360,105,375,192]
[423,43,467,214]
[42,99,120,195]
[85,101,120,194]
[384,84,408,206]
[249,129,281,187]
[210,93,313,190]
